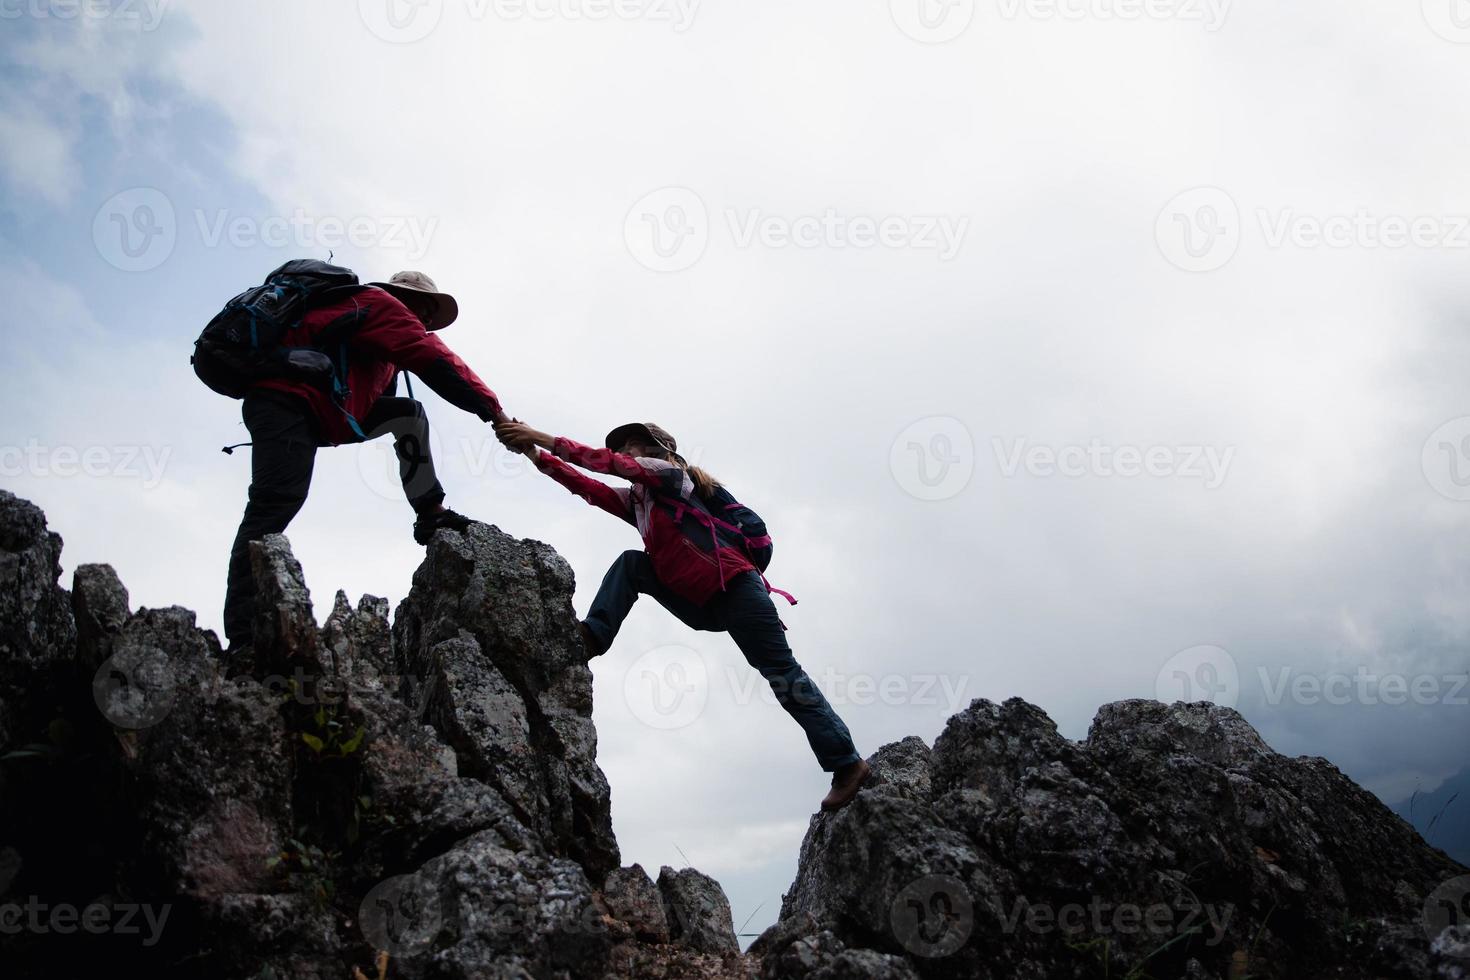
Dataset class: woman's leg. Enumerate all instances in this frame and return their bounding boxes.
[715,573,861,772]
[584,550,716,650]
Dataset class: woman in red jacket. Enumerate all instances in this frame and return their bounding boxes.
[495,419,869,811]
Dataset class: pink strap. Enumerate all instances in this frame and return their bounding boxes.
[763,575,797,606]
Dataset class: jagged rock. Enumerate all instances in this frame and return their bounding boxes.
[72,563,129,669]
[119,606,289,898]
[603,863,671,943]
[761,696,1470,980]
[0,490,77,751]
[393,525,619,879]
[384,828,609,979]
[659,865,741,955]
[3,492,1463,980]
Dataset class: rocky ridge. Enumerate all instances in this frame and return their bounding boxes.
[0,488,1465,979]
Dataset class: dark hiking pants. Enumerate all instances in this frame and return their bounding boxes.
[585,551,861,771]
[223,392,444,647]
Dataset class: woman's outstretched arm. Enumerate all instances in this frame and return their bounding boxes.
[495,422,680,494]
[495,421,634,521]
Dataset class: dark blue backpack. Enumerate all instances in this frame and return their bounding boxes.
[192,259,363,399]
[703,485,773,572]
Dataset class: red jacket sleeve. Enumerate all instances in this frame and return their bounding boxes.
[352,289,503,421]
[550,436,685,496]
[535,450,633,523]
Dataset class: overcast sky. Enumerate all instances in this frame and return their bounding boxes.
[4,0,1470,945]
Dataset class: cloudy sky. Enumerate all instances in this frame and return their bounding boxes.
[4,0,1470,944]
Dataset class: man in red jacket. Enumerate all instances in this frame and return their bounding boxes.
[223,270,506,649]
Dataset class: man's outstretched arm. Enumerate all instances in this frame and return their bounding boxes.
[353,291,506,422]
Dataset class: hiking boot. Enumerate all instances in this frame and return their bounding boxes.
[820,758,871,812]
[413,507,475,545]
[578,622,606,660]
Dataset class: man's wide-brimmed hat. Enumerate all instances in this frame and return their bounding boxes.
[370,270,459,332]
[605,422,684,464]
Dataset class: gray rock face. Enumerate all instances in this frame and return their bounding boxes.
[392,526,619,880]
[755,696,1470,980]
[0,490,76,749]
[659,865,741,955]
[603,863,671,943]
[0,497,744,979]
[2,490,1462,980]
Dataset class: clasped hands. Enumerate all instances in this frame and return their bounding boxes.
[493,417,552,458]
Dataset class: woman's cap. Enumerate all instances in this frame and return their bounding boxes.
[605,422,681,460]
